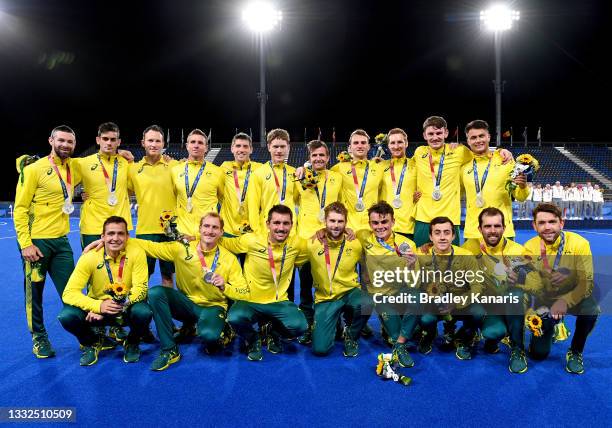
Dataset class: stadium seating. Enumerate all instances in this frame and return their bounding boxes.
[567,146,612,178]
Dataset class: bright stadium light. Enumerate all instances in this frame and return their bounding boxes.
[242,2,282,146]
[480,4,520,146]
[242,2,282,33]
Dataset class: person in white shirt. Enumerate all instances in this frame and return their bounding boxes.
[552,181,563,207]
[543,184,553,203]
[532,183,543,204]
[521,182,534,220]
[567,183,577,219]
[592,184,604,219]
[573,184,583,219]
[561,185,570,219]
[582,181,594,220]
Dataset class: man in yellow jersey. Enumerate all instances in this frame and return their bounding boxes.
[357,201,419,368]
[524,203,599,374]
[58,216,151,366]
[412,116,513,247]
[219,133,262,237]
[330,129,384,232]
[295,140,342,344]
[73,122,133,249]
[171,129,224,238]
[306,202,364,357]
[379,128,418,239]
[416,217,485,360]
[223,205,308,361]
[462,207,541,373]
[461,120,528,244]
[129,125,178,287]
[247,128,298,235]
[14,125,80,358]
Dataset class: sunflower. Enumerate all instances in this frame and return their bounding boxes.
[516,153,540,172]
[160,211,174,221]
[525,314,543,337]
[336,151,352,162]
[110,282,128,297]
[425,282,447,297]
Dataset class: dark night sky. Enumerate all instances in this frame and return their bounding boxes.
[1,0,610,197]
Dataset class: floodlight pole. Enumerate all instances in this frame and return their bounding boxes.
[257,34,267,147]
[494,31,503,146]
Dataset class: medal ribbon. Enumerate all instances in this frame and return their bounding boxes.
[104,249,126,284]
[313,171,328,212]
[269,161,287,204]
[233,163,252,206]
[197,245,220,273]
[540,231,565,272]
[428,147,445,191]
[473,155,492,195]
[97,154,118,195]
[267,242,288,300]
[323,237,346,295]
[376,236,400,256]
[48,155,72,201]
[184,161,206,200]
[390,158,408,198]
[351,161,370,202]
[479,238,510,267]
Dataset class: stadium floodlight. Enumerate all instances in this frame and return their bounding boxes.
[480,4,520,146]
[242,2,283,146]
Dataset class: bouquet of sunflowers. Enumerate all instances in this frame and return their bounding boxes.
[506,153,540,195]
[336,151,352,163]
[160,210,190,245]
[368,133,391,160]
[375,353,412,386]
[104,282,129,325]
[525,306,570,342]
[299,161,319,190]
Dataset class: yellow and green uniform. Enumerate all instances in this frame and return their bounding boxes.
[462,238,541,349]
[379,157,417,235]
[73,153,133,242]
[14,155,81,336]
[412,144,472,246]
[129,157,179,277]
[219,160,262,236]
[247,162,298,234]
[357,230,419,341]
[222,232,309,343]
[331,159,384,232]
[296,169,342,240]
[58,240,152,346]
[171,160,224,237]
[523,231,599,357]
[461,151,529,240]
[131,238,248,350]
[416,244,486,345]
[307,236,365,354]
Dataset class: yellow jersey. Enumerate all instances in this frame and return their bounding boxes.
[296,169,343,240]
[379,156,417,234]
[219,160,262,236]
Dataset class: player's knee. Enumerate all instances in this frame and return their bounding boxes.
[130,303,153,323]
[198,327,221,344]
[482,325,507,341]
[147,286,166,304]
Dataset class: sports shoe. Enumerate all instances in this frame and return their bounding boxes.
[343,334,359,358]
[150,346,181,371]
[297,327,312,345]
[80,346,99,366]
[109,326,128,343]
[32,334,56,359]
[418,335,433,355]
[123,342,141,363]
[509,347,528,374]
[392,342,415,368]
[455,344,472,360]
[173,323,197,343]
[267,331,283,354]
[484,339,500,354]
[566,350,585,374]
[360,323,374,338]
[219,323,236,348]
[247,338,263,361]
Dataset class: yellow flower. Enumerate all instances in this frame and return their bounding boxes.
[109,282,128,297]
[160,211,173,221]
[425,282,447,297]
[337,151,352,162]
[516,153,540,172]
[525,314,543,337]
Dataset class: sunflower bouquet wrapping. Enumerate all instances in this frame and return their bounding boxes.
[368,133,391,161]
[336,151,352,163]
[506,153,540,194]
[104,282,129,325]
[160,210,190,245]
[525,306,571,341]
[375,353,412,386]
[525,310,543,337]
[299,161,319,190]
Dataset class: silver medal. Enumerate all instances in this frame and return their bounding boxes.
[392,196,403,209]
[186,197,193,213]
[494,262,507,276]
[476,193,485,208]
[62,200,75,215]
[355,199,365,212]
[203,271,215,284]
[432,187,442,201]
[318,209,325,222]
[107,192,118,206]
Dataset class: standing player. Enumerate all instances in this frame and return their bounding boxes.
[219,133,262,237]
[171,129,224,238]
[523,203,599,374]
[14,125,80,358]
[460,120,528,245]
[129,125,178,287]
